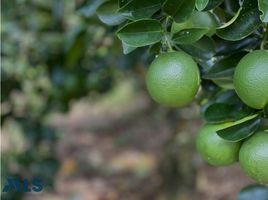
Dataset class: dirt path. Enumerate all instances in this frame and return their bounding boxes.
[25,82,253,200]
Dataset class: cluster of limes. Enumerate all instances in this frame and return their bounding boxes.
[146,50,268,184]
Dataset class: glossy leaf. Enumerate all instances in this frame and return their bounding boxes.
[96,0,126,25]
[258,0,268,22]
[172,28,208,44]
[215,37,261,56]
[119,0,130,7]
[118,0,163,20]
[195,0,209,11]
[217,115,261,142]
[177,36,215,59]
[163,0,195,23]
[237,185,268,200]
[122,41,137,54]
[203,52,246,79]
[171,11,219,36]
[117,19,163,47]
[203,0,224,11]
[204,103,237,123]
[216,0,262,41]
[203,101,254,123]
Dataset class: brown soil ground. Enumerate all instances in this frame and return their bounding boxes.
[25,82,253,200]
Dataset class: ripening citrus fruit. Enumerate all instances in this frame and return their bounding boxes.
[196,123,241,166]
[146,52,200,107]
[234,50,268,109]
[239,131,268,184]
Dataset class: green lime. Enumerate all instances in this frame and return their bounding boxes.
[239,131,268,184]
[196,123,241,166]
[234,50,268,109]
[146,52,200,107]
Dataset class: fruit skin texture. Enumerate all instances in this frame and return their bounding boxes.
[234,50,268,109]
[239,131,268,184]
[196,123,241,166]
[146,52,200,107]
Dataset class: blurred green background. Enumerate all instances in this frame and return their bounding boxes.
[1,1,255,200]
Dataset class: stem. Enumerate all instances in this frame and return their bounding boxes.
[164,16,173,52]
[165,34,173,52]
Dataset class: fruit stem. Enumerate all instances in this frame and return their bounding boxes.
[164,16,173,52]
[164,34,173,52]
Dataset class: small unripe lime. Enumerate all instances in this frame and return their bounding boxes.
[239,131,268,184]
[146,52,200,107]
[196,123,241,166]
[234,50,268,109]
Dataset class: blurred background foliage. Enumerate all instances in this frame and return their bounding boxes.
[1,0,149,199]
[1,1,267,200]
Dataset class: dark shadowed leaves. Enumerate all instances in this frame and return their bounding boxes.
[216,0,262,41]
[203,52,247,79]
[163,0,195,23]
[172,28,209,44]
[177,36,215,59]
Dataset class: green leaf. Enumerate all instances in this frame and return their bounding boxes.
[171,11,219,36]
[204,103,238,123]
[203,100,254,123]
[215,37,261,56]
[177,36,215,59]
[203,52,246,79]
[195,0,209,11]
[163,0,195,23]
[122,41,137,54]
[76,0,105,17]
[96,0,126,25]
[203,0,224,11]
[172,28,209,44]
[216,0,262,41]
[118,0,163,20]
[258,0,268,22]
[217,115,261,142]
[117,19,164,47]
[119,0,130,7]
[237,185,268,200]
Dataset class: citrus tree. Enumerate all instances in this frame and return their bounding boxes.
[78,0,268,197]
